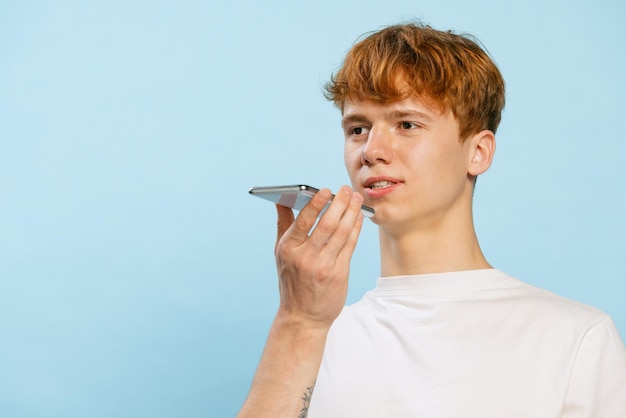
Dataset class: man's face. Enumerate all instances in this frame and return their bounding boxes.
[342,96,476,232]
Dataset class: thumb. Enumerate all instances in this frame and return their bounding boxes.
[275,204,295,247]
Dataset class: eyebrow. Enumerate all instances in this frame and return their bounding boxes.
[341,109,434,128]
[386,109,434,121]
[341,114,369,128]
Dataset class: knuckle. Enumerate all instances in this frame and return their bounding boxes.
[294,214,312,232]
[275,240,294,260]
[317,265,334,280]
[315,217,335,235]
[293,257,308,271]
[309,194,328,211]
[275,244,287,258]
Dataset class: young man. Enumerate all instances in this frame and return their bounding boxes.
[238,23,626,417]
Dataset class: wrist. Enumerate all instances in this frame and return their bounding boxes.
[272,309,333,339]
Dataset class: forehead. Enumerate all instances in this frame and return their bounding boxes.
[342,96,449,123]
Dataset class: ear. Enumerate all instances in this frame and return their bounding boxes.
[467,130,496,176]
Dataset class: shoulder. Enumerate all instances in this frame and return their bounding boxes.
[503,274,609,326]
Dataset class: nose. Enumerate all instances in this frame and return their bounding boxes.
[361,126,393,166]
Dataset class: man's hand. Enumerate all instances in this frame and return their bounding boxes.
[274,186,365,330]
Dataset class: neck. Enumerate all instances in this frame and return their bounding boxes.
[377,204,491,277]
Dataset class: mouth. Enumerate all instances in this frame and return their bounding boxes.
[367,180,397,189]
[364,177,401,189]
[363,177,402,197]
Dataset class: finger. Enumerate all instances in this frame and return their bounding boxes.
[308,186,354,247]
[283,188,333,246]
[336,206,364,265]
[321,190,364,254]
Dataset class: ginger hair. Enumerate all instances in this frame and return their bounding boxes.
[324,23,506,140]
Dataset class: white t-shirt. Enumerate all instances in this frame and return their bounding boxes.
[309,269,626,417]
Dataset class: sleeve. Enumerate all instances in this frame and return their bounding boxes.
[561,315,626,418]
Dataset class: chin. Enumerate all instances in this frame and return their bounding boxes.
[370,208,419,231]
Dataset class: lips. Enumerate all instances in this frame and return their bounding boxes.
[363,177,402,197]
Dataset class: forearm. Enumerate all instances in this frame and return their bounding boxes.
[238,189,362,417]
[237,314,329,418]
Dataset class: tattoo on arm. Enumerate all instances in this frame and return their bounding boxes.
[298,381,315,418]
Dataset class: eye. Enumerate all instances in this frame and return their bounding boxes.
[350,126,370,136]
[400,121,418,130]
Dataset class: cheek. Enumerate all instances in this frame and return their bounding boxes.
[343,145,359,169]
[404,141,464,184]
[343,147,362,185]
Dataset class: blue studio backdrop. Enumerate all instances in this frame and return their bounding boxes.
[1,1,624,417]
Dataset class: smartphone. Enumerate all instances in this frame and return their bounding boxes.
[249,184,375,218]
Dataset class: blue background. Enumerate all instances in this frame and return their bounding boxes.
[1,0,624,416]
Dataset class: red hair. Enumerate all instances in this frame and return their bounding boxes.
[324,23,505,140]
